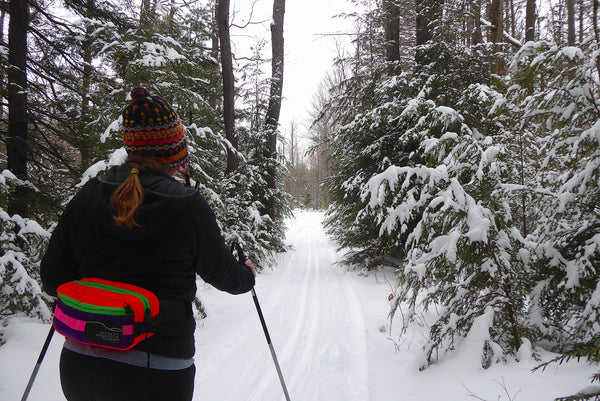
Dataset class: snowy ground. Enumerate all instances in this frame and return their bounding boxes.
[1,210,597,401]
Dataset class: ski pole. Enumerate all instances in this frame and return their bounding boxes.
[232,243,291,401]
[21,325,55,401]
[251,287,292,401]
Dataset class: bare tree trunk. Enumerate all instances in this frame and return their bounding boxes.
[264,0,285,219]
[7,0,29,217]
[383,0,401,75]
[208,0,219,111]
[488,0,505,74]
[216,0,238,173]
[594,0,600,79]
[567,0,576,45]
[0,8,5,123]
[416,0,430,47]
[509,0,516,39]
[551,1,564,46]
[416,0,442,68]
[579,0,584,43]
[288,120,298,168]
[265,0,285,130]
[81,5,92,117]
[79,0,94,167]
[471,0,483,45]
[488,0,504,44]
[525,0,536,42]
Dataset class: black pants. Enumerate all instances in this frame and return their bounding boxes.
[59,348,195,401]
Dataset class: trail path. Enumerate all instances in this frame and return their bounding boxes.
[2,211,593,401]
[194,211,372,401]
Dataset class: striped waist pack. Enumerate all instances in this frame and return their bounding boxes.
[53,278,160,350]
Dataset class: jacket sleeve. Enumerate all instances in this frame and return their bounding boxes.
[40,207,80,297]
[192,195,255,295]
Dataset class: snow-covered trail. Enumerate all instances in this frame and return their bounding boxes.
[194,211,370,401]
[2,210,597,401]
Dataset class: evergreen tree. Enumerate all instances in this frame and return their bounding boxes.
[320,0,599,369]
[0,0,290,335]
[0,171,52,345]
[505,39,600,347]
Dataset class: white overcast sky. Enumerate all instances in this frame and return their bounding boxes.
[231,0,358,150]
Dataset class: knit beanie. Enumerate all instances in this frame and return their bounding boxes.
[122,87,189,174]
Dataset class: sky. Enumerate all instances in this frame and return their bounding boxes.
[231,0,358,152]
[277,0,354,130]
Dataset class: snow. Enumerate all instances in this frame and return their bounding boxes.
[0,211,596,401]
[559,46,583,62]
[2,169,18,182]
[78,148,127,187]
[447,306,498,368]
[100,116,121,142]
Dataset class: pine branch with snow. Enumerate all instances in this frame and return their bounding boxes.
[0,173,53,344]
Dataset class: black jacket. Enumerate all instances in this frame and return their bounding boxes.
[40,165,255,358]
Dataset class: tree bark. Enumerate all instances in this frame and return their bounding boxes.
[579,0,584,43]
[416,0,430,47]
[488,0,505,74]
[0,8,5,123]
[382,0,401,75]
[209,1,219,111]
[551,1,563,46]
[415,0,442,67]
[509,0,516,39]
[7,0,29,216]
[525,0,536,42]
[488,0,504,44]
[471,0,483,45]
[264,0,285,219]
[216,0,238,173]
[594,0,600,79]
[265,0,285,131]
[79,0,94,166]
[567,0,576,46]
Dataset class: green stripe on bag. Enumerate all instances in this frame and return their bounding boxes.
[58,293,129,316]
[75,280,151,311]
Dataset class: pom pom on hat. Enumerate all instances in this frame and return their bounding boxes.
[121,87,189,174]
[130,86,151,100]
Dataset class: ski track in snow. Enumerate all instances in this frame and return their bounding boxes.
[3,211,596,401]
[196,212,370,401]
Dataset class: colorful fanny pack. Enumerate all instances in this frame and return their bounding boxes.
[53,278,160,350]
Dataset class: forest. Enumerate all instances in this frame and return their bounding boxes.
[1,0,600,398]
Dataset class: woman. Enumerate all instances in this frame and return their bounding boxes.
[40,87,256,401]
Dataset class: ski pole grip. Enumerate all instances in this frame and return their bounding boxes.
[235,243,246,263]
[229,242,246,264]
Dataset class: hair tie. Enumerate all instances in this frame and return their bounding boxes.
[130,168,140,176]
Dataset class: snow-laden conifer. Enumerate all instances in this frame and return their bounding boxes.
[0,172,53,344]
[505,39,600,347]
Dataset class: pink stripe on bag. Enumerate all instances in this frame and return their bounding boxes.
[122,325,134,336]
[55,305,86,332]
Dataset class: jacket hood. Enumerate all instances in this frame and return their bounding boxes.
[88,165,198,241]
